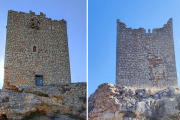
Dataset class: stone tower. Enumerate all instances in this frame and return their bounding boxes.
[4,10,71,90]
[116,18,178,90]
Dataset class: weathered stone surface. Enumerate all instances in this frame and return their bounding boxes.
[88,83,180,120]
[116,18,178,90]
[0,82,86,120]
[4,10,71,90]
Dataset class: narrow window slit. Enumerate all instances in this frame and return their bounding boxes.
[33,46,36,52]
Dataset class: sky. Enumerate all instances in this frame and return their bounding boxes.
[89,0,180,96]
[0,0,87,88]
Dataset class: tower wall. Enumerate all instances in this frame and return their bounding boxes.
[116,18,178,90]
[4,10,71,89]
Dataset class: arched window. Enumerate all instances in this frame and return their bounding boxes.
[33,46,36,52]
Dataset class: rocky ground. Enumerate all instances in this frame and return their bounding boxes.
[88,83,180,120]
[0,82,86,120]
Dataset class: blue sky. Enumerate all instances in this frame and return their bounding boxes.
[89,0,180,96]
[0,0,87,88]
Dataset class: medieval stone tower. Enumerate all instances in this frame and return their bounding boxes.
[4,10,71,90]
[116,18,178,90]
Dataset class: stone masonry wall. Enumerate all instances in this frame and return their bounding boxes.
[116,18,177,90]
[4,10,71,90]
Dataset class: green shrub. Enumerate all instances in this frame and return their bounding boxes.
[19,89,24,93]
[21,114,40,120]
[25,91,49,97]
[49,84,56,87]
[2,97,9,103]
[37,92,49,97]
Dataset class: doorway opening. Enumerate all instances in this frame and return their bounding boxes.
[35,75,43,86]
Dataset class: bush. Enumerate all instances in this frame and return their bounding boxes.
[25,90,49,97]
[19,89,24,93]
[37,92,49,97]
[2,97,9,103]
[21,114,40,120]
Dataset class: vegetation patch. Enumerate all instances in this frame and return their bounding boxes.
[21,114,40,120]
[19,89,24,93]
[36,92,49,97]
[2,97,9,103]
[25,90,49,97]
[49,84,56,87]
[65,83,70,86]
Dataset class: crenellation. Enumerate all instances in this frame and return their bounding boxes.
[116,18,177,90]
[118,19,173,36]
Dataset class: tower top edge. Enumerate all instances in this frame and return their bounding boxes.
[8,10,66,22]
[117,18,172,31]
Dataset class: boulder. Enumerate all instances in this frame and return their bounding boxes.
[0,82,86,120]
[88,83,180,120]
